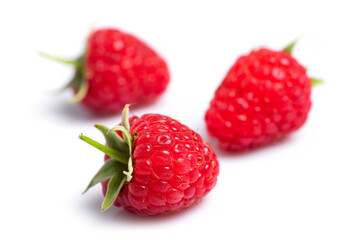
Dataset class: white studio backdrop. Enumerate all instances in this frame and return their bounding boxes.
[0,0,359,239]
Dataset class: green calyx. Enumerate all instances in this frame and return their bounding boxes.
[282,39,297,55]
[282,40,323,87]
[39,52,88,103]
[79,105,134,211]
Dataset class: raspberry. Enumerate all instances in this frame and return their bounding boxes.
[81,105,219,216]
[205,43,319,151]
[42,28,170,113]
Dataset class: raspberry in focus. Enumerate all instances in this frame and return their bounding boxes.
[81,106,219,216]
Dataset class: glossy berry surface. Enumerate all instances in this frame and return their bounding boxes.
[205,48,311,151]
[102,114,219,215]
[80,28,170,113]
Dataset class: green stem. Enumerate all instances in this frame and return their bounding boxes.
[79,134,128,165]
[311,78,324,87]
[39,52,80,68]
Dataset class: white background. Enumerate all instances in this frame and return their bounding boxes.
[1,0,359,239]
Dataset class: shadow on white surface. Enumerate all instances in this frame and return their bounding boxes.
[213,136,293,159]
[81,190,209,225]
[194,120,296,160]
[43,99,117,122]
[39,94,168,125]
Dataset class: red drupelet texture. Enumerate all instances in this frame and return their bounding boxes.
[80,28,170,113]
[102,114,219,216]
[205,48,311,151]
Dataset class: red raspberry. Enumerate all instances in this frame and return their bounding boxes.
[42,28,170,113]
[205,43,319,151]
[81,105,219,216]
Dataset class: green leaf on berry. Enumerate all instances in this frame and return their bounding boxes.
[69,78,88,103]
[101,172,127,211]
[122,104,131,132]
[83,159,126,194]
[95,124,129,154]
[40,52,89,103]
[108,126,133,155]
[311,78,324,87]
[80,105,136,211]
[79,134,128,165]
[283,40,297,55]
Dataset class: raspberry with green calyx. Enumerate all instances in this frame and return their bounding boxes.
[80,105,219,215]
[205,40,322,151]
[41,28,170,114]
